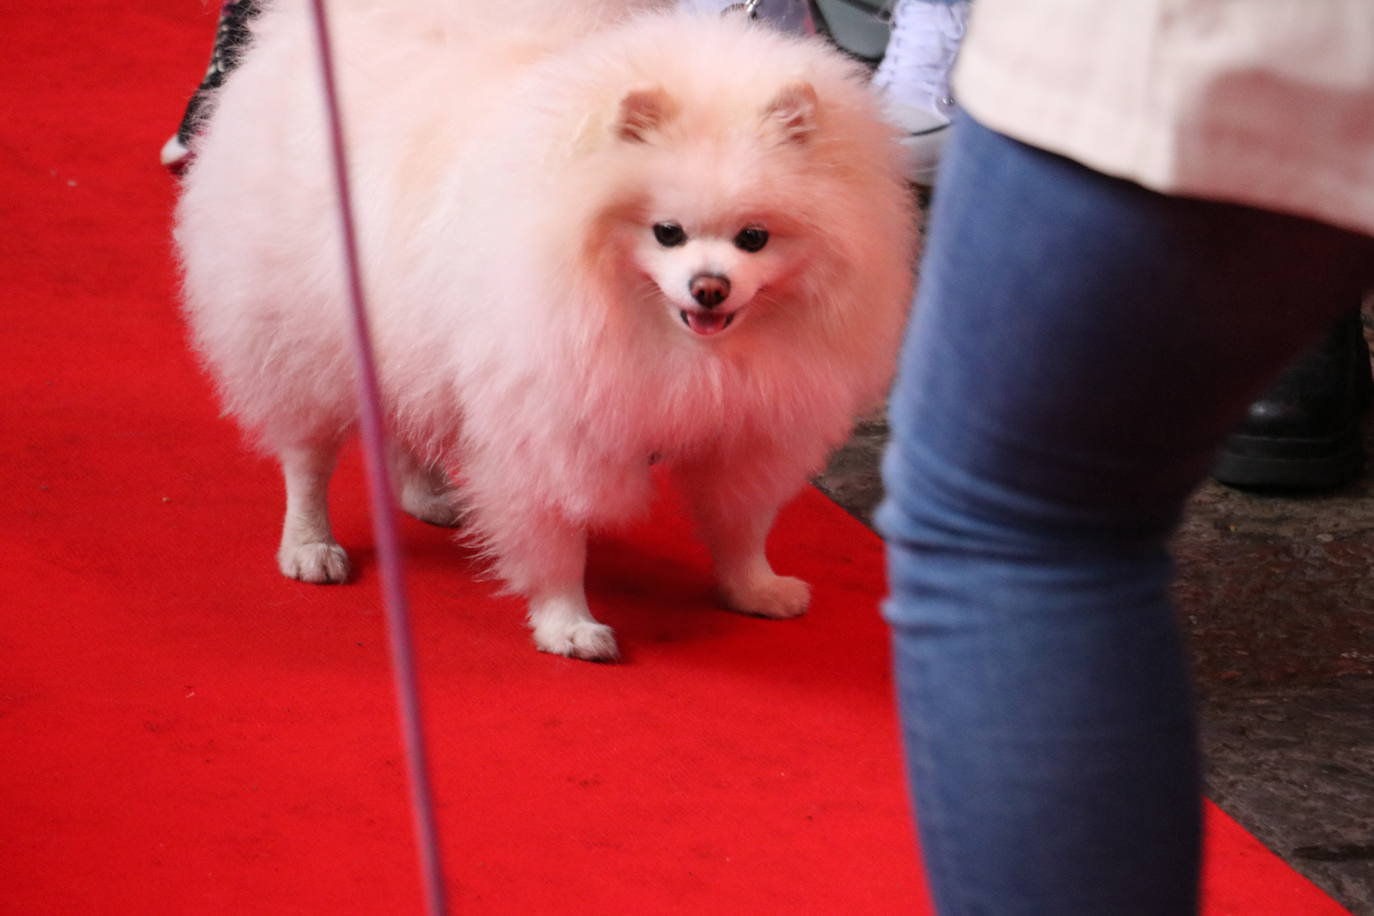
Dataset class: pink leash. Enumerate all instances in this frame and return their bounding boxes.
[304,2,451,913]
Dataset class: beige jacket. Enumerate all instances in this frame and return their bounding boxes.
[955,0,1374,237]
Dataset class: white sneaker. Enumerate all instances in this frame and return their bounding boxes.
[883,104,951,186]
[872,0,970,184]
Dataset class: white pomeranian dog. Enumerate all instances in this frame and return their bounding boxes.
[175,0,916,661]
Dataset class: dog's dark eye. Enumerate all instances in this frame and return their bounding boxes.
[653,222,687,247]
[733,226,769,252]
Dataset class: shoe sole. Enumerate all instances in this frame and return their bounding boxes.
[897,124,948,186]
[1213,427,1364,491]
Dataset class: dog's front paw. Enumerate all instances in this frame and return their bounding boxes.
[278,541,351,584]
[723,573,810,619]
[532,619,621,662]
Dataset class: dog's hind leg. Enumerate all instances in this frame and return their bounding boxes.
[390,443,461,528]
[276,438,351,584]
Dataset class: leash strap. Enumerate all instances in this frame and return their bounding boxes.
[304,3,451,913]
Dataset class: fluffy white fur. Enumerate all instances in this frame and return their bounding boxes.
[175,0,916,661]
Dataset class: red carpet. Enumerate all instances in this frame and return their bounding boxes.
[0,2,1350,913]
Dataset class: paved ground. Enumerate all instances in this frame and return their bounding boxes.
[815,395,1374,914]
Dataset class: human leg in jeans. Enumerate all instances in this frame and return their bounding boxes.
[878,116,1374,914]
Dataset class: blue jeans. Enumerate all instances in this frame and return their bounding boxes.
[878,116,1374,914]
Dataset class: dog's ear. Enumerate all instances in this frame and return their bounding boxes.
[763,81,818,144]
[614,87,676,143]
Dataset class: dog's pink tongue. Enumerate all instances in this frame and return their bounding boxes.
[686,311,729,336]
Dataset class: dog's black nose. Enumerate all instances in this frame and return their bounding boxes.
[689,274,730,308]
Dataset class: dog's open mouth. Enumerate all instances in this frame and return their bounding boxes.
[680,309,737,336]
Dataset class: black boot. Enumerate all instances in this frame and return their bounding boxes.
[1214,309,1372,491]
[160,0,262,174]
